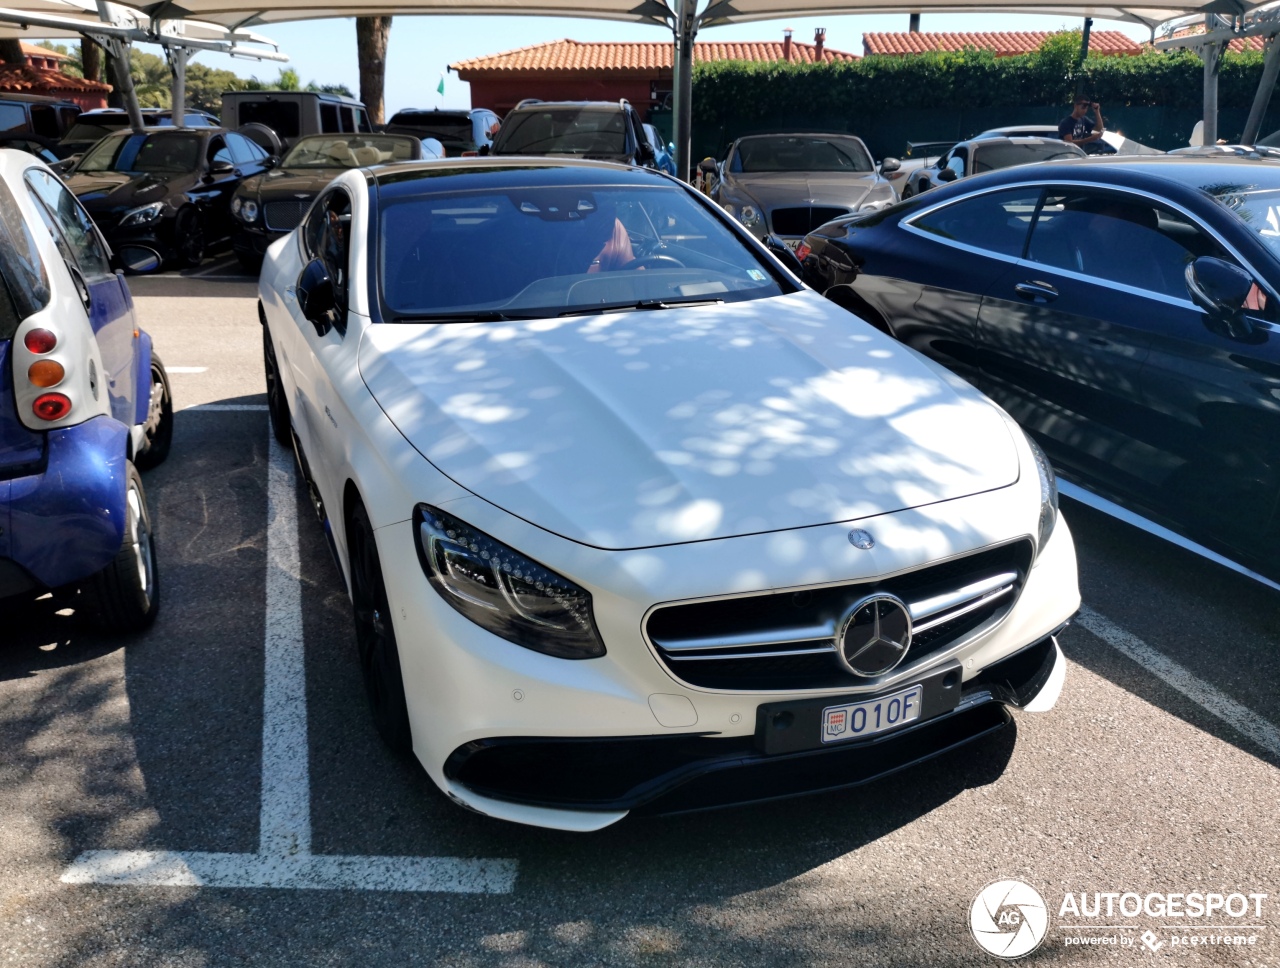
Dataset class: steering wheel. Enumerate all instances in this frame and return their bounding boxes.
[626,254,686,270]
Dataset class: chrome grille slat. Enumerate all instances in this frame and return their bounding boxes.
[911,584,1016,634]
[668,645,838,662]
[908,571,1018,621]
[655,624,835,652]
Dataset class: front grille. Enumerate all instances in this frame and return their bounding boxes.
[264,199,308,232]
[646,541,1034,691]
[769,206,848,236]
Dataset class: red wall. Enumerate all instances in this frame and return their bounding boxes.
[463,72,668,116]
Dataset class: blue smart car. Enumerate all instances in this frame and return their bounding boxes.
[0,150,171,630]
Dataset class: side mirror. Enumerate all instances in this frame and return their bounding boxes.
[698,157,718,174]
[1186,256,1255,338]
[879,156,901,174]
[115,245,162,274]
[478,144,490,156]
[936,167,959,183]
[263,156,278,170]
[764,234,804,277]
[207,160,235,177]
[296,258,335,337]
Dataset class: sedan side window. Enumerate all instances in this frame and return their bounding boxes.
[946,148,968,176]
[909,189,1042,258]
[209,136,233,167]
[304,189,353,330]
[1028,189,1232,301]
[25,168,111,278]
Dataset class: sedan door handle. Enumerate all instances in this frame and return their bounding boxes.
[1014,281,1058,303]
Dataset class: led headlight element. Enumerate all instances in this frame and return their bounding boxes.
[120,202,164,227]
[1026,435,1059,555]
[413,505,605,659]
[241,200,259,223]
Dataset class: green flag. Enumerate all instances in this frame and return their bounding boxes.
[437,74,445,95]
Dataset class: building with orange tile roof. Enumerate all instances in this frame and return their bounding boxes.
[862,30,1142,57]
[450,32,856,115]
[0,42,111,110]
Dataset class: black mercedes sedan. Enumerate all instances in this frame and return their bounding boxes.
[64,126,273,270]
[229,133,428,271]
[799,156,1280,586]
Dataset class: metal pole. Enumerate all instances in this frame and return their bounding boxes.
[1203,36,1221,146]
[97,36,145,133]
[169,45,189,125]
[672,0,697,182]
[1242,33,1280,143]
[1080,17,1093,59]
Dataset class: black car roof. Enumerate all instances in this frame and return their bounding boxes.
[372,157,671,192]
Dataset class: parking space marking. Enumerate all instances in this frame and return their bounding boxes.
[181,404,270,412]
[166,366,209,374]
[60,429,519,894]
[1076,605,1280,758]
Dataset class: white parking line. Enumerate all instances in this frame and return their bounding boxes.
[1076,605,1280,759]
[166,366,208,374]
[61,429,519,894]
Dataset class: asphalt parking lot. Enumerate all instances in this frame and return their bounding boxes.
[1,254,1278,967]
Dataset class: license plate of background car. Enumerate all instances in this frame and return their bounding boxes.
[754,660,961,756]
[821,685,922,745]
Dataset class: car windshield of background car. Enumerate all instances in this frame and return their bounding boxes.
[387,114,472,145]
[238,101,300,139]
[737,137,872,173]
[496,110,627,155]
[379,184,785,320]
[1205,185,1280,260]
[284,135,418,168]
[971,142,1083,174]
[60,121,118,143]
[77,133,201,174]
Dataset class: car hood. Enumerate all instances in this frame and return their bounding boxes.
[65,170,188,211]
[726,171,881,210]
[249,166,346,198]
[358,291,1020,550]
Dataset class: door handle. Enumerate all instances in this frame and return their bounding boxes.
[1014,281,1058,303]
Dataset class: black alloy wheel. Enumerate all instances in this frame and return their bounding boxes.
[173,207,206,268]
[134,354,173,470]
[348,500,413,753]
[261,320,292,446]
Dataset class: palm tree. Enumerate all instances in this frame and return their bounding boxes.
[356,17,392,125]
[0,39,26,67]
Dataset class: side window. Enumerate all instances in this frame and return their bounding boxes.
[946,147,968,176]
[340,107,356,133]
[320,103,339,133]
[29,105,59,139]
[25,169,112,278]
[226,133,254,165]
[0,178,50,340]
[909,189,1042,258]
[354,108,372,133]
[59,106,80,133]
[303,189,353,327]
[1027,189,1230,300]
[0,102,27,133]
[209,136,233,167]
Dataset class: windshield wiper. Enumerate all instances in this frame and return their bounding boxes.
[391,311,536,323]
[558,297,724,318]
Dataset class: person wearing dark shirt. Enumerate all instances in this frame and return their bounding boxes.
[1058,96,1105,148]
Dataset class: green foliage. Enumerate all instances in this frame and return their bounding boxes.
[692,34,1263,130]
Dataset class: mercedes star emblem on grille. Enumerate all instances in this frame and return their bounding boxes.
[848,528,875,549]
[837,594,913,677]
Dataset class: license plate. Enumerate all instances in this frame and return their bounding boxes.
[821,685,923,744]
[783,238,801,249]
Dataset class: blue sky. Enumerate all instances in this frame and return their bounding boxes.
[77,11,1153,116]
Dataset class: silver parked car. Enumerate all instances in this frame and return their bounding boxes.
[902,136,1085,197]
[711,133,899,244]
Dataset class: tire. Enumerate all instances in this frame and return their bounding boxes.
[173,207,206,268]
[262,323,292,446]
[80,461,159,633]
[348,500,412,753]
[236,250,263,275]
[902,185,914,199]
[134,354,173,470]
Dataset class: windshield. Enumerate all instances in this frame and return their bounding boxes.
[971,141,1083,173]
[379,182,785,319]
[284,135,419,168]
[734,136,873,174]
[61,121,122,143]
[387,115,471,144]
[1208,186,1280,260]
[77,133,202,173]
[494,109,627,156]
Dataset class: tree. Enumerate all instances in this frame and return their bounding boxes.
[81,38,102,83]
[186,62,248,113]
[356,16,392,125]
[0,38,26,67]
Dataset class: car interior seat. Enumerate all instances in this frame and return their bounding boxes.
[352,145,381,166]
[326,141,355,166]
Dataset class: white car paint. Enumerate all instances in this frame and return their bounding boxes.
[260,161,1081,831]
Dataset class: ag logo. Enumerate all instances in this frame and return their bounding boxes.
[970,879,1049,959]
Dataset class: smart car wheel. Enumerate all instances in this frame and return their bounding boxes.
[348,500,412,753]
[262,324,292,446]
[134,354,173,470]
[80,461,159,633]
[174,208,206,268]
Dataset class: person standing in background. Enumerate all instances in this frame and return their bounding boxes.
[1059,97,1105,150]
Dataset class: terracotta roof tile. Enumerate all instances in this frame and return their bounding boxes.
[0,65,111,95]
[451,38,856,74]
[862,30,1141,57]
[19,42,69,61]
[1158,25,1265,53]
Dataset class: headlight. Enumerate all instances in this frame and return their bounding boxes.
[739,204,761,227]
[231,196,242,215]
[1026,435,1059,556]
[119,202,164,227]
[721,202,735,216]
[413,504,606,659]
[240,199,259,223]
[857,199,893,213]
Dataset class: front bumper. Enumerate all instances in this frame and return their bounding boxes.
[232,224,286,259]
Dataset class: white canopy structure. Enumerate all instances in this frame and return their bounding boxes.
[25,0,1280,174]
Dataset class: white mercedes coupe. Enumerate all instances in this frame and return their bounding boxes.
[258,159,1080,831]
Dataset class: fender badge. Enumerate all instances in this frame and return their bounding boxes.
[847,528,875,550]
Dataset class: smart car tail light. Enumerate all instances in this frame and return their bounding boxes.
[32,392,72,421]
[27,360,64,388]
[23,328,57,354]
[413,504,606,659]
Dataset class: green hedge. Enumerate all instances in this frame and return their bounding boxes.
[692,33,1263,132]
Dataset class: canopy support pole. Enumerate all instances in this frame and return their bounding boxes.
[1080,16,1092,59]
[167,44,190,125]
[1242,33,1280,143]
[672,0,697,182]
[1202,19,1223,146]
[90,32,145,134]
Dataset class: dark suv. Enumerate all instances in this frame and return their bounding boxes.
[0,93,80,143]
[384,107,499,156]
[487,100,658,168]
